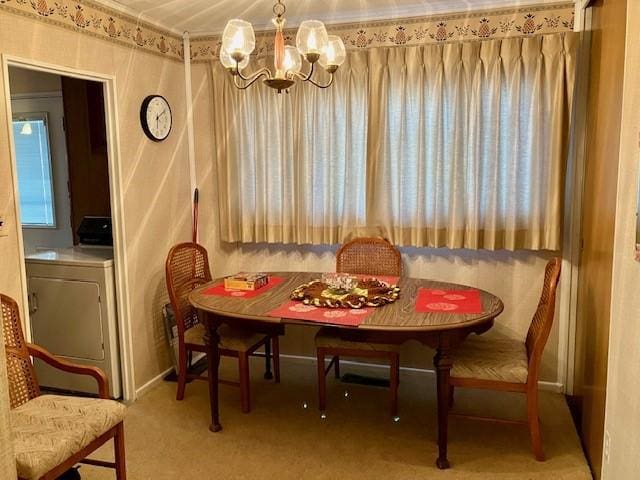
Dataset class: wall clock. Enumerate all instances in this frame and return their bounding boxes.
[140,95,172,142]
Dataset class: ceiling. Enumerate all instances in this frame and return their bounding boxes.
[100,0,563,35]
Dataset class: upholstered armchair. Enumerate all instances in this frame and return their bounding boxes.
[2,293,126,480]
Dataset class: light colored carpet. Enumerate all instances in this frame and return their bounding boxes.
[84,357,592,479]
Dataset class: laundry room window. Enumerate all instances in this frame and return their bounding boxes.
[12,113,56,227]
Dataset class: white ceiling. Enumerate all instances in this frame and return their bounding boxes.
[100,0,565,35]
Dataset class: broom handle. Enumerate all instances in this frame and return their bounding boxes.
[192,188,199,244]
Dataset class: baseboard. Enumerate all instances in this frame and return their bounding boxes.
[135,366,173,399]
[538,381,564,393]
[280,353,565,393]
[135,352,208,400]
[134,353,565,400]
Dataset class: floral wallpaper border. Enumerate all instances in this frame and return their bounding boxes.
[0,0,184,61]
[190,2,575,63]
[0,0,576,64]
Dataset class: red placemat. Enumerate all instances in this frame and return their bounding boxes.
[415,288,483,314]
[267,301,374,326]
[202,276,285,298]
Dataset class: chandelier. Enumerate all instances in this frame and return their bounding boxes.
[219,0,346,93]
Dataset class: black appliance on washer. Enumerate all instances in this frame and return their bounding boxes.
[76,216,113,246]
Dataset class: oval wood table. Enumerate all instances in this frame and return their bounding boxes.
[189,272,504,469]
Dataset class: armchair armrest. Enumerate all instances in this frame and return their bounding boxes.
[27,343,110,399]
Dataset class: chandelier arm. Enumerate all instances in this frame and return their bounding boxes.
[290,59,316,82]
[236,66,272,83]
[304,72,335,89]
[300,59,315,82]
[233,71,270,90]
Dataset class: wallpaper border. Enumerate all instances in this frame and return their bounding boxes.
[190,2,575,63]
[0,1,576,64]
[0,0,184,61]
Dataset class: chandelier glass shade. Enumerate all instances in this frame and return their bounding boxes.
[220,0,346,93]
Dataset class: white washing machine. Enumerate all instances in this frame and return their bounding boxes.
[25,246,122,399]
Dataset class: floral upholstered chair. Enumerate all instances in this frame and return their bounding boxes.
[2,293,126,479]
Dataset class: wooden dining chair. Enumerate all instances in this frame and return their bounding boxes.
[2,293,127,480]
[166,242,281,413]
[448,257,561,461]
[315,237,402,418]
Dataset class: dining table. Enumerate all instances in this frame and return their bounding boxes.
[189,271,504,469]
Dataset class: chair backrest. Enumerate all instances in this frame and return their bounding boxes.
[165,242,213,339]
[1,294,40,409]
[525,257,562,383]
[336,237,402,277]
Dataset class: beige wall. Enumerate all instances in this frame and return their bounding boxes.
[0,10,192,391]
[602,1,640,477]
[191,63,562,384]
[573,1,626,477]
[8,66,61,95]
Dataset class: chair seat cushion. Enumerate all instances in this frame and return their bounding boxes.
[11,394,126,480]
[315,327,400,353]
[450,332,529,384]
[184,323,265,352]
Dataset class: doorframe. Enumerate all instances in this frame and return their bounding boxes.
[1,54,137,403]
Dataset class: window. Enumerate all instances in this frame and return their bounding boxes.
[213,34,578,250]
[12,113,56,227]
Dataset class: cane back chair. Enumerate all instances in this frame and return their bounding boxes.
[448,257,562,461]
[166,242,281,413]
[315,237,403,418]
[2,293,126,480]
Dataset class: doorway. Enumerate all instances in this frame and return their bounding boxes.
[2,57,135,402]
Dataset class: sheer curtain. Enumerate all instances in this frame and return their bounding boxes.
[212,52,370,245]
[212,32,578,250]
[369,33,577,250]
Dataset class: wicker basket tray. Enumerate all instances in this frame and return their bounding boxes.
[290,278,400,309]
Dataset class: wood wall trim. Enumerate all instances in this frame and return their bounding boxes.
[574,0,627,477]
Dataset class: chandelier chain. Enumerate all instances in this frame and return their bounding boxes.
[273,0,286,18]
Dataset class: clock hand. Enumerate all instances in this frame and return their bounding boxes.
[158,110,167,118]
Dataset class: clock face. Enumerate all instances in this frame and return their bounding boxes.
[140,95,172,141]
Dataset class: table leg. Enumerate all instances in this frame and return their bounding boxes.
[205,313,222,432]
[434,344,453,469]
[264,339,273,380]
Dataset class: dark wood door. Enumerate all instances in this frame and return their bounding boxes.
[61,77,111,244]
